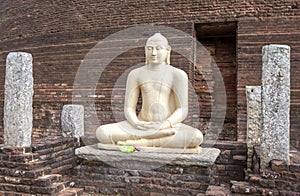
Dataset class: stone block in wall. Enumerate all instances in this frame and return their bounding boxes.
[261,44,290,168]
[4,52,33,147]
[246,86,261,170]
[61,105,84,138]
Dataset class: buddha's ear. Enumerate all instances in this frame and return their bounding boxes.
[145,47,149,64]
[166,46,171,65]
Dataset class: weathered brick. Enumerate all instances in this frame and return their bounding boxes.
[0,160,47,170]
[0,147,32,155]
[34,174,62,187]
[290,163,300,173]
[271,160,289,173]
[0,183,31,193]
[0,191,32,196]
[58,188,84,196]
[31,183,65,194]
[76,158,214,194]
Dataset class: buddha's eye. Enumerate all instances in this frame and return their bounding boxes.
[156,46,163,50]
[147,46,153,50]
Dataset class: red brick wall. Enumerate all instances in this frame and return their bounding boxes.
[237,17,300,149]
[197,35,237,140]
[0,1,300,146]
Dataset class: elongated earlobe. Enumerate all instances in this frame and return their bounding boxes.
[166,46,171,65]
[145,47,149,64]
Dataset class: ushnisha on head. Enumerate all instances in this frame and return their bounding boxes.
[145,33,171,65]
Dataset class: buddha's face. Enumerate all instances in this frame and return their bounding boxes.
[145,33,170,65]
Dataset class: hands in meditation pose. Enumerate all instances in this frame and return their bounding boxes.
[96,33,203,149]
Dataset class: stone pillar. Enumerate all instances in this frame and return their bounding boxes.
[261,44,290,168]
[61,105,84,138]
[4,52,33,147]
[246,86,261,170]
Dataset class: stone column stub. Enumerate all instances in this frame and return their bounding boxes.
[61,104,84,138]
[4,52,33,147]
[246,86,261,170]
[261,44,290,168]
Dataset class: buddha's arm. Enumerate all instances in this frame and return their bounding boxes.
[124,71,141,127]
[162,69,189,128]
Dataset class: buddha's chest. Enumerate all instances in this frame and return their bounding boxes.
[140,82,172,95]
[138,71,173,86]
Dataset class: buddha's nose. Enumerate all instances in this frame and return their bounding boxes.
[152,48,157,56]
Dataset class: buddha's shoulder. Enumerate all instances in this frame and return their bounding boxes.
[169,65,188,78]
[128,66,145,75]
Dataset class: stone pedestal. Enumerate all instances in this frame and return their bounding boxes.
[246,86,261,170]
[4,52,33,147]
[61,104,84,138]
[261,44,290,168]
[75,145,220,195]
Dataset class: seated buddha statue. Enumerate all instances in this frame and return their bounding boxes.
[96,33,203,149]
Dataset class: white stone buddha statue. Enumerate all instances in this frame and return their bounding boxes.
[96,33,203,149]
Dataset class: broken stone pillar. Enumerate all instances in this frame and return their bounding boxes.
[261,44,290,168]
[4,52,33,147]
[61,105,84,138]
[246,86,261,170]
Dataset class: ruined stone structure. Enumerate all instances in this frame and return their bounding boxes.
[0,0,300,195]
[261,44,290,168]
[61,104,84,138]
[4,52,33,147]
[246,86,261,170]
[1,1,300,148]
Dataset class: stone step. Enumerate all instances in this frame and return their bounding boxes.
[0,174,62,187]
[231,180,269,195]
[0,183,31,193]
[51,162,75,174]
[31,182,66,195]
[248,174,276,189]
[231,180,300,196]
[0,152,39,163]
[0,166,51,178]
[0,182,66,195]
[61,175,77,188]
[35,174,63,187]
[58,188,84,196]
[31,136,78,151]
[0,146,32,155]
[0,190,32,196]
[0,159,47,170]
[205,185,231,196]
[38,148,77,161]
[248,173,300,191]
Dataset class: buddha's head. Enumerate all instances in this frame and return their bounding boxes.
[145,33,171,65]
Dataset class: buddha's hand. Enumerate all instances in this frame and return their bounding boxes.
[136,121,170,130]
[135,121,175,139]
[135,121,155,130]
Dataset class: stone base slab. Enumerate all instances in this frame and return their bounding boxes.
[75,145,220,170]
[75,145,221,195]
[97,143,202,153]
